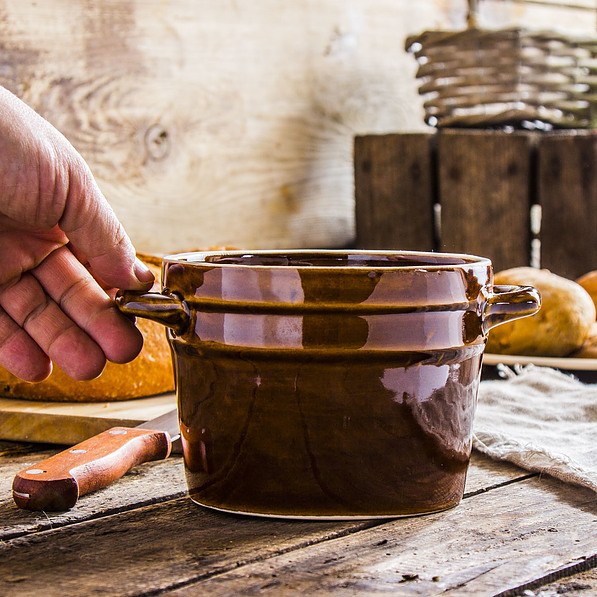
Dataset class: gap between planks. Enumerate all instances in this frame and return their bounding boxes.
[149,478,597,597]
[494,553,597,597]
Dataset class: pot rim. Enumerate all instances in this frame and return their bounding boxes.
[162,249,492,271]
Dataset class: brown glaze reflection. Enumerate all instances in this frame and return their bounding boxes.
[302,314,370,349]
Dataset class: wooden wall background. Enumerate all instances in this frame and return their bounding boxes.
[0,0,594,253]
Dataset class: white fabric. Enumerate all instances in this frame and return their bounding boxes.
[473,365,597,493]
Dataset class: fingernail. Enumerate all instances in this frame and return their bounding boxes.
[133,257,155,285]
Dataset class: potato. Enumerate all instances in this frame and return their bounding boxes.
[576,270,597,311]
[486,267,596,357]
[571,322,597,359]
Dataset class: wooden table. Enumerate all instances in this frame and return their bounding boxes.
[1,440,596,596]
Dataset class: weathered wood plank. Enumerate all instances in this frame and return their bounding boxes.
[354,133,436,251]
[0,495,372,595]
[438,129,534,271]
[538,131,597,279]
[167,476,597,596]
[0,451,537,595]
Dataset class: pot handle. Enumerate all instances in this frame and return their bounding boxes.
[115,290,190,335]
[483,284,541,332]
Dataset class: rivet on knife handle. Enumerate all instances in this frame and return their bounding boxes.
[12,427,172,511]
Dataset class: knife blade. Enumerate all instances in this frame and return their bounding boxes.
[12,407,181,512]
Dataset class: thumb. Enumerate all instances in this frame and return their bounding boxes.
[60,159,155,291]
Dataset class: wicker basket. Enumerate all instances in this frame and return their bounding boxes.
[405,2,597,129]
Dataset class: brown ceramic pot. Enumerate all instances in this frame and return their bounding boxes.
[117,250,540,519]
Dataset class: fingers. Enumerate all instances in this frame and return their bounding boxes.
[0,246,144,381]
[0,309,51,382]
[0,273,107,381]
[33,246,145,365]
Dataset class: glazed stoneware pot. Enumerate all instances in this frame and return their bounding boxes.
[117,250,540,519]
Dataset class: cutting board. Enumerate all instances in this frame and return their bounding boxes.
[0,393,176,446]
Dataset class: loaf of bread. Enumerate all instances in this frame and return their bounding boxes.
[486,267,596,358]
[0,254,175,402]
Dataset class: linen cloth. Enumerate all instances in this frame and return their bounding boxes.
[473,365,597,493]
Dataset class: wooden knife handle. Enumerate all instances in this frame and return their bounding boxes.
[12,427,172,511]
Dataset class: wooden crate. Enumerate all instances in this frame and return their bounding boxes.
[354,129,597,278]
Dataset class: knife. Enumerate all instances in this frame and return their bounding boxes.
[12,408,181,512]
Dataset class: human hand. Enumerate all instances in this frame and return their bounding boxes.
[0,87,155,382]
